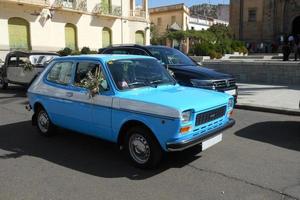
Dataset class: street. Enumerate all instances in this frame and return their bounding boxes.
[0,86,299,200]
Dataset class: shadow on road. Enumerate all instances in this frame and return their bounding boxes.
[235,121,300,151]
[0,121,201,179]
[0,85,27,99]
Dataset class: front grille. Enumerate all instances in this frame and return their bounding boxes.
[195,106,226,126]
[213,79,236,89]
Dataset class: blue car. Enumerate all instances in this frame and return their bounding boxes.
[27,55,235,168]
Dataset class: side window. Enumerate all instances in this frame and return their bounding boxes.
[47,62,73,85]
[130,49,148,55]
[19,56,30,68]
[7,56,17,67]
[75,62,109,91]
[103,49,130,55]
[111,49,129,54]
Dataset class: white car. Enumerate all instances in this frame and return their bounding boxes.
[0,51,58,89]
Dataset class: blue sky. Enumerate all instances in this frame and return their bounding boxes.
[149,0,229,8]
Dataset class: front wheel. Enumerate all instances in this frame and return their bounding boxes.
[125,126,163,169]
[36,108,56,136]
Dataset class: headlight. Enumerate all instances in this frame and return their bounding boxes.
[228,98,234,108]
[181,110,192,123]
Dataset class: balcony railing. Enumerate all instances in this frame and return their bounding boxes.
[52,0,87,12]
[92,3,122,17]
[129,9,146,18]
[0,0,49,6]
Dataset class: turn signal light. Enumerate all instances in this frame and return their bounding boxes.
[180,126,191,134]
[227,110,234,117]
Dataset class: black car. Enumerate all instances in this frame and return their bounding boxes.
[99,45,238,102]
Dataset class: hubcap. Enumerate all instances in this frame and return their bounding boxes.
[129,134,150,164]
[37,111,49,133]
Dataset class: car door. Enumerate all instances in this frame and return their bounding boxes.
[72,61,113,141]
[6,55,18,83]
[44,60,92,134]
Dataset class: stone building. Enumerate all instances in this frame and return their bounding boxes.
[0,0,150,59]
[230,0,300,45]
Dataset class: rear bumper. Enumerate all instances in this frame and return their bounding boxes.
[166,118,235,152]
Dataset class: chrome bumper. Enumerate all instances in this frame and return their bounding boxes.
[166,119,235,152]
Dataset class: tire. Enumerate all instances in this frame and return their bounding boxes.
[36,107,56,137]
[125,126,163,169]
[0,77,8,90]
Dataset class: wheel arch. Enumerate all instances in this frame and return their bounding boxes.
[117,119,159,148]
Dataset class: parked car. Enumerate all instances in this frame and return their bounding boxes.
[0,51,59,89]
[27,55,235,168]
[99,45,238,102]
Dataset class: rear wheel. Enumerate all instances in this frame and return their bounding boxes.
[0,77,8,90]
[36,107,56,136]
[125,126,162,169]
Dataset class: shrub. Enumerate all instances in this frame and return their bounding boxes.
[209,51,217,59]
[81,47,91,54]
[57,47,72,56]
[192,42,214,56]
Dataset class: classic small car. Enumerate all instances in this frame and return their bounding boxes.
[0,51,58,89]
[27,55,235,168]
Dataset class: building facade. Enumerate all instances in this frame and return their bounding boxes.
[149,3,189,36]
[188,16,229,31]
[0,0,150,59]
[230,0,300,44]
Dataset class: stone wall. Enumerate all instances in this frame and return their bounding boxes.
[202,60,300,85]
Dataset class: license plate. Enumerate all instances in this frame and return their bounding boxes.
[225,89,236,96]
[202,134,222,151]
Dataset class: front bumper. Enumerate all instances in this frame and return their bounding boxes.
[166,118,235,152]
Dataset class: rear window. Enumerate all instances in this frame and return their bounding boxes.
[47,62,73,85]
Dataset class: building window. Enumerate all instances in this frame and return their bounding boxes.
[101,0,111,14]
[102,27,112,47]
[65,23,78,50]
[157,17,162,26]
[248,8,257,22]
[171,16,176,24]
[8,17,31,50]
[135,31,145,45]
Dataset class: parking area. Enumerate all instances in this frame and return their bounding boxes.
[0,86,299,200]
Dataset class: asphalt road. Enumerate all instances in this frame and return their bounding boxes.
[0,86,299,200]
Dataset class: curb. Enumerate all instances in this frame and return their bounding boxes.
[235,104,300,116]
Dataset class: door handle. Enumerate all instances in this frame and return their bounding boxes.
[66,92,73,97]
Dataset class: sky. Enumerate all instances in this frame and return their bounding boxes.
[149,0,230,8]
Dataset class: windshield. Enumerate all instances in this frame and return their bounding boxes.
[147,47,196,66]
[29,55,58,65]
[107,58,176,90]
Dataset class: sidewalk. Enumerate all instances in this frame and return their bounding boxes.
[236,83,300,115]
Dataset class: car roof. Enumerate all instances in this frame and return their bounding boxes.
[53,54,156,62]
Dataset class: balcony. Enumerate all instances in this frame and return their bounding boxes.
[92,3,122,18]
[52,0,87,12]
[0,0,50,7]
[129,9,146,18]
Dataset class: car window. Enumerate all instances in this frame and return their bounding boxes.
[148,47,196,66]
[130,49,148,55]
[8,56,17,67]
[107,58,175,90]
[105,49,129,54]
[29,55,58,65]
[19,56,30,68]
[47,62,73,85]
[74,62,109,91]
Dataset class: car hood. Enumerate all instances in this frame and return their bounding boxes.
[116,85,231,117]
[169,65,233,80]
